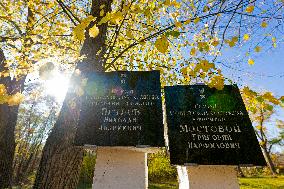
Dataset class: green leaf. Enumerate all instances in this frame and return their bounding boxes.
[154,35,169,54]
[166,31,180,37]
[266,104,273,111]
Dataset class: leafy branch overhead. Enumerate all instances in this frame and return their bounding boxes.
[0,0,283,102]
[68,0,283,89]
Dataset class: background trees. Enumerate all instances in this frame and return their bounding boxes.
[0,0,78,187]
[242,87,284,175]
[12,82,58,187]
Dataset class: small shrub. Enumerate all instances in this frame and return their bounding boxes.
[78,150,97,186]
[148,149,177,182]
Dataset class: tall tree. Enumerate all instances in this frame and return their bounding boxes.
[13,82,58,186]
[0,49,24,188]
[0,0,80,186]
[33,0,112,188]
[242,87,284,175]
[0,3,35,187]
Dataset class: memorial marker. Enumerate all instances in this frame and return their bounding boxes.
[165,85,266,166]
[74,70,164,147]
[73,71,164,189]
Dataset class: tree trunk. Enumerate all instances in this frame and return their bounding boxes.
[262,146,277,176]
[33,1,112,188]
[0,49,25,188]
[0,105,18,189]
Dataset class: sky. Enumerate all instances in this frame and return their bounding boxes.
[217,39,284,152]
[219,45,284,96]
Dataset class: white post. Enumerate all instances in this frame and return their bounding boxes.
[177,166,189,189]
[92,147,149,189]
[177,165,240,189]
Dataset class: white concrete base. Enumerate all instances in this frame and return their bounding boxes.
[177,166,189,189]
[92,147,148,189]
[178,165,240,189]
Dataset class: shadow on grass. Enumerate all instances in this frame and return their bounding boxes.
[76,176,284,189]
[149,182,178,189]
[77,182,92,189]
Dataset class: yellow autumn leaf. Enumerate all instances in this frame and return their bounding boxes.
[164,0,171,6]
[154,35,169,54]
[0,72,10,78]
[98,13,110,25]
[261,21,268,28]
[195,59,215,73]
[73,16,95,41]
[273,43,277,48]
[164,0,180,8]
[228,41,236,47]
[254,46,261,52]
[73,24,85,41]
[190,48,196,56]
[89,25,99,38]
[243,34,250,41]
[256,125,262,130]
[175,21,182,28]
[184,19,191,25]
[171,0,181,8]
[246,5,254,13]
[110,11,124,25]
[184,74,191,81]
[0,84,7,95]
[81,16,95,25]
[262,92,279,105]
[126,30,134,38]
[232,36,238,43]
[7,92,24,106]
[100,9,105,16]
[211,40,219,47]
[180,67,187,75]
[139,41,146,45]
[197,42,209,52]
[144,8,151,17]
[193,17,200,24]
[203,5,209,12]
[208,75,224,90]
[259,141,266,146]
[248,58,254,65]
[272,37,276,43]
[0,95,8,104]
[242,86,257,98]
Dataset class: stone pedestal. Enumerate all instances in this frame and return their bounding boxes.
[92,147,157,189]
[178,165,240,189]
[177,166,189,189]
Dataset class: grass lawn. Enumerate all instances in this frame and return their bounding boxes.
[149,181,178,189]
[239,176,284,189]
[77,176,284,189]
[149,176,284,189]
